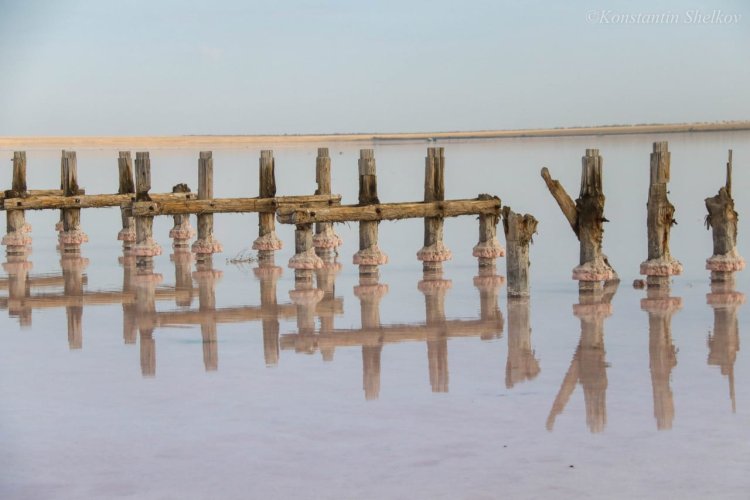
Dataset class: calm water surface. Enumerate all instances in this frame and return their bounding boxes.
[1,132,749,499]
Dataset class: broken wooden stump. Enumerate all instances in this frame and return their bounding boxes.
[472,194,504,268]
[640,142,682,288]
[132,152,162,261]
[707,279,745,413]
[252,150,282,258]
[353,149,388,271]
[58,151,89,250]
[417,147,452,271]
[312,148,342,259]
[168,183,195,249]
[541,149,616,292]
[117,151,136,249]
[502,207,538,297]
[191,152,223,257]
[289,223,323,270]
[705,149,745,283]
[2,151,32,251]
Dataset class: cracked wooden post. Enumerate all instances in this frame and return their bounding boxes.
[473,194,504,269]
[117,152,136,250]
[255,258,283,366]
[541,149,616,293]
[169,183,195,250]
[705,149,745,283]
[417,147,452,271]
[3,151,32,251]
[61,252,89,349]
[419,263,451,393]
[58,151,88,251]
[641,286,682,430]
[353,149,387,278]
[472,260,505,341]
[133,152,161,267]
[313,147,342,260]
[252,150,282,259]
[502,207,538,297]
[640,141,682,288]
[191,152,222,258]
[354,269,388,401]
[194,256,222,372]
[707,279,745,413]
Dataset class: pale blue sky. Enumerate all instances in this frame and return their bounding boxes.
[0,0,748,135]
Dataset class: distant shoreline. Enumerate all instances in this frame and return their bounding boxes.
[1,121,748,149]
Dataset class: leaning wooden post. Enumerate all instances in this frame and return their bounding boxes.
[502,207,538,297]
[417,147,452,271]
[3,151,32,251]
[705,150,745,283]
[132,152,162,264]
[252,150,283,258]
[313,147,342,259]
[419,264,451,393]
[541,149,616,293]
[168,183,195,250]
[707,279,745,413]
[58,151,88,250]
[353,149,387,276]
[191,151,223,257]
[640,141,682,288]
[116,152,136,250]
[473,194,504,268]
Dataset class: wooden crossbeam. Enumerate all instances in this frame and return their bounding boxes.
[276,196,501,225]
[0,189,85,202]
[3,192,196,211]
[132,194,341,216]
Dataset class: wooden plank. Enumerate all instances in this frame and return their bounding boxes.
[132,194,341,216]
[277,197,500,225]
[4,192,196,210]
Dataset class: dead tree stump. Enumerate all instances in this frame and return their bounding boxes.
[502,207,538,297]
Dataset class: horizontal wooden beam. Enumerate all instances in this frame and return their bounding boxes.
[132,194,342,216]
[0,188,85,202]
[3,192,195,211]
[276,197,501,224]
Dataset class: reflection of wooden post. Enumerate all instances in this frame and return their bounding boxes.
[353,149,387,273]
[541,149,617,291]
[135,266,162,378]
[705,150,745,283]
[191,152,223,257]
[502,207,537,297]
[2,254,33,327]
[707,280,745,412]
[316,262,342,361]
[419,264,451,393]
[171,249,194,307]
[119,253,137,344]
[133,152,161,263]
[547,283,617,433]
[473,261,504,340]
[255,257,283,366]
[506,297,540,389]
[354,271,388,400]
[640,142,682,288]
[313,148,342,259]
[641,286,682,430]
[61,252,89,350]
[418,147,452,271]
[252,150,282,257]
[289,269,324,354]
[59,151,89,250]
[3,151,32,250]
[194,257,222,372]
[117,151,136,250]
[169,183,195,250]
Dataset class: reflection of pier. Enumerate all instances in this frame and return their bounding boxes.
[547,281,618,433]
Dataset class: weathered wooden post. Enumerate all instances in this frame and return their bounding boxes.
[641,286,681,430]
[353,149,387,277]
[58,151,88,250]
[255,258,283,366]
[707,280,745,412]
[288,222,323,271]
[194,256,222,371]
[506,295,540,389]
[61,252,89,349]
[117,152,136,250]
[502,207,538,297]
[252,150,283,259]
[191,152,223,257]
[132,152,162,263]
[419,264,451,393]
[2,151,32,250]
[354,270,388,400]
[313,147,342,260]
[705,150,745,283]
[473,261,504,340]
[541,149,617,292]
[417,147,452,271]
[169,183,195,250]
[472,194,504,268]
[640,141,682,288]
